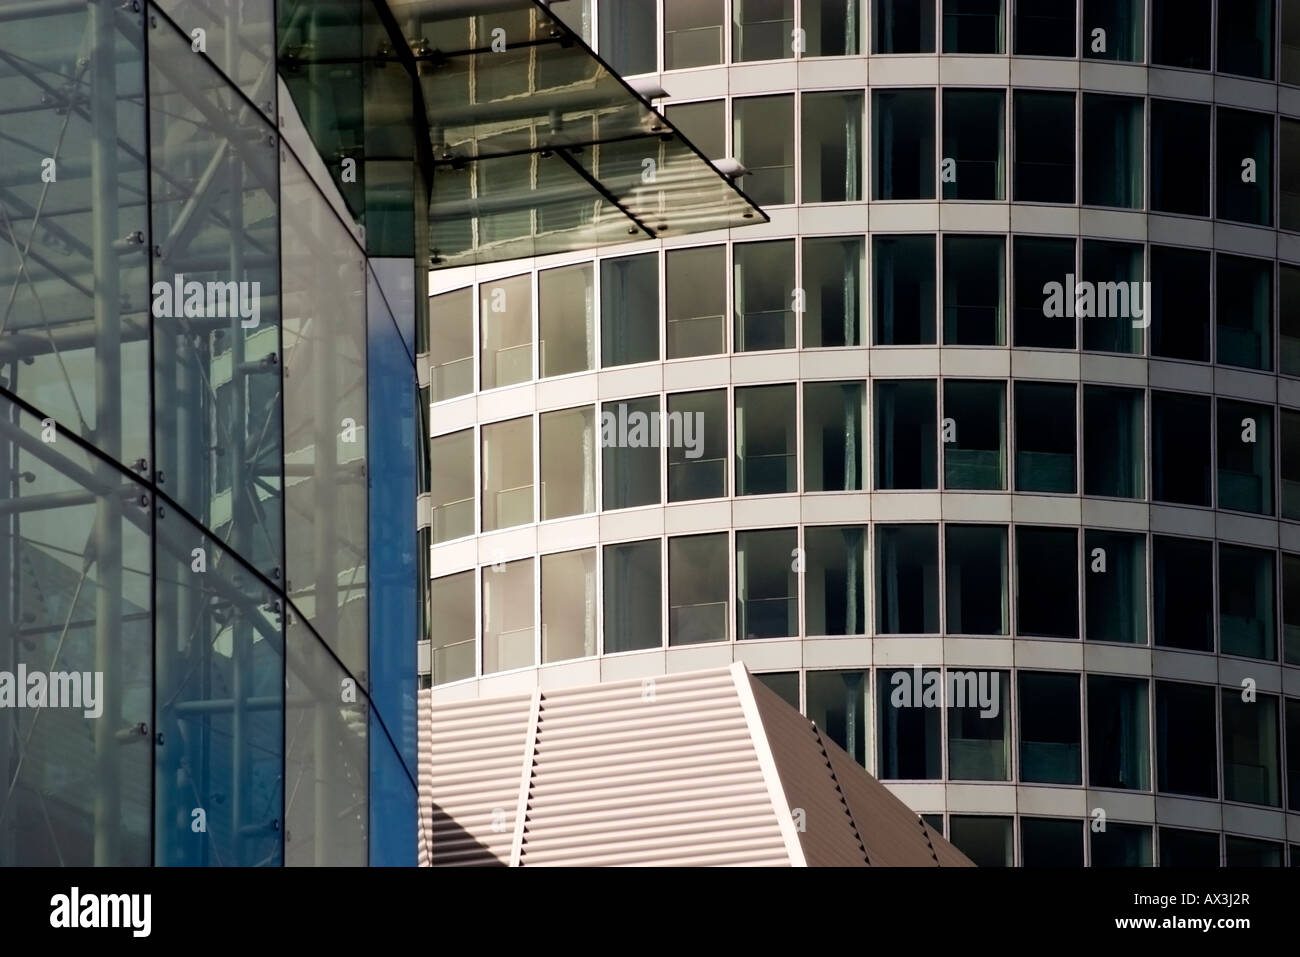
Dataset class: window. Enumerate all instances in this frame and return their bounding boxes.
[482,558,535,674]
[664,0,724,69]
[737,528,798,638]
[1217,0,1274,79]
[733,0,794,61]
[1013,92,1075,204]
[669,533,728,645]
[807,670,867,765]
[875,380,937,489]
[430,571,475,683]
[947,671,1010,780]
[1159,828,1220,866]
[874,0,935,52]
[949,816,1013,866]
[1013,236,1075,349]
[1156,682,1217,796]
[1151,391,1211,506]
[538,263,593,378]
[1082,95,1142,209]
[1022,818,1084,867]
[1081,240,1143,354]
[1285,265,1300,375]
[1150,101,1210,216]
[1217,255,1273,371]
[540,406,595,520]
[943,380,1005,490]
[601,254,659,368]
[1092,824,1152,866]
[1284,554,1300,666]
[803,236,864,347]
[1087,676,1149,790]
[1222,690,1280,806]
[602,397,661,511]
[877,668,942,778]
[1280,118,1300,231]
[736,385,797,495]
[1014,0,1076,56]
[946,525,1008,634]
[1150,246,1210,361]
[1217,399,1273,515]
[1083,386,1143,497]
[541,549,596,663]
[1225,837,1283,867]
[666,245,726,358]
[874,235,936,344]
[1085,530,1145,644]
[943,0,1004,53]
[942,90,1005,201]
[873,90,936,200]
[943,235,1005,345]
[804,381,864,492]
[665,100,725,161]
[479,274,531,390]
[802,91,863,202]
[1153,537,1214,652]
[1019,671,1082,785]
[876,524,940,634]
[1152,0,1210,69]
[1219,544,1276,660]
[1082,0,1142,61]
[1015,382,1077,493]
[1289,698,1300,809]
[805,526,867,635]
[1217,108,1273,227]
[734,95,795,205]
[1286,0,1300,84]
[734,240,796,352]
[755,671,800,707]
[431,429,475,543]
[1016,526,1079,638]
[430,287,473,401]
[481,417,533,531]
[805,0,862,55]
[598,0,656,75]
[603,539,662,654]
[667,389,727,501]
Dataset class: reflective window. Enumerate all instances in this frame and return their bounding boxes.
[1015,382,1077,494]
[1013,236,1076,349]
[803,237,864,347]
[601,254,659,368]
[664,0,725,69]
[1159,828,1220,866]
[875,380,937,490]
[1151,100,1211,216]
[481,417,533,531]
[540,406,595,520]
[1217,398,1273,515]
[943,235,1005,345]
[542,548,597,663]
[482,559,535,674]
[1284,264,1300,375]
[805,0,863,55]
[479,275,532,390]
[667,390,727,501]
[1081,240,1143,354]
[943,90,1005,201]
[874,235,936,345]
[430,287,474,400]
[1015,0,1077,58]
[735,241,796,352]
[946,525,1008,635]
[736,385,797,494]
[1082,0,1143,61]
[949,816,1013,866]
[1284,554,1300,666]
[737,528,798,638]
[805,526,867,635]
[1226,837,1283,867]
[1283,119,1300,231]
[1286,0,1300,84]
[1217,109,1273,226]
[669,533,729,645]
[665,100,726,162]
[1217,255,1273,371]
[1222,690,1280,806]
[431,429,475,542]
[1152,391,1212,507]
[877,668,942,779]
[1157,682,1217,797]
[539,263,593,378]
[755,671,801,707]
[1019,672,1082,785]
[1013,92,1075,204]
[873,90,936,200]
[1083,386,1143,497]
[430,571,476,684]
[1092,824,1152,866]
[733,0,794,61]
[874,0,936,52]
[1083,95,1142,208]
[943,0,1004,53]
[943,380,1006,490]
[947,671,1011,780]
[1219,544,1276,660]
[804,381,864,492]
[807,670,868,765]
[1152,0,1210,69]
[602,396,661,510]
[802,91,863,202]
[734,95,795,205]
[1022,818,1084,867]
[1151,246,1211,361]
[1085,530,1146,644]
[666,246,726,358]
[876,524,940,634]
[1088,676,1149,790]
[599,0,657,75]
[1153,537,1214,652]
[1217,0,1274,79]
[604,539,663,654]
[1289,698,1300,809]
[1016,526,1079,639]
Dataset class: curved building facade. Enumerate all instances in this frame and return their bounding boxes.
[422,0,1300,866]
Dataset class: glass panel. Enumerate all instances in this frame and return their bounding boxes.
[1022,818,1084,867]
[754,671,800,706]
[1015,382,1077,493]
[1016,526,1078,638]
[1153,536,1214,651]
[1159,828,1219,866]
[1083,95,1143,208]
[804,382,864,492]
[539,263,593,378]
[877,668,942,779]
[541,548,597,662]
[736,528,797,638]
[1226,837,1283,867]
[802,237,864,347]
[734,0,795,61]
[1218,544,1276,660]
[1216,255,1273,371]
[1092,823,1152,866]
[1157,681,1217,797]
[943,0,1005,53]
[1217,109,1273,227]
[1082,0,1143,61]
[872,90,936,200]
[875,524,939,634]
[1288,698,1300,810]
[482,558,535,674]
[432,430,474,542]
[667,390,727,501]
[1085,530,1146,644]
[159,0,275,116]
[874,235,936,345]
[802,92,863,203]
[1084,386,1143,497]
[806,670,867,765]
[943,380,1005,490]
[1015,0,1077,56]
[804,526,867,635]
[603,539,662,653]
[736,385,797,495]
[598,0,657,75]
[1013,236,1076,349]
[1081,240,1144,354]
[947,671,1010,780]
[733,95,795,205]
[949,816,1012,866]
[480,275,532,390]
[482,417,533,531]
[1152,0,1211,69]
[669,533,728,645]
[1286,0,1300,84]
[1217,399,1273,515]
[805,0,863,55]
[666,246,726,358]
[430,288,474,401]
[665,0,725,68]
[430,571,476,684]
[943,236,1005,345]
[1018,671,1081,785]
[1222,690,1280,806]
[1151,100,1211,216]
[734,241,796,352]
[1284,554,1300,666]
[1151,246,1210,360]
[1284,265,1300,375]
[1013,91,1075,204]
[875,380,937,489]
[1087,676,1149,789]
[1152,391,1211,506]
[540,406,595,520]
[874,0,936,52]
[1218,0,1275,79]
[664,101,726,162]
[945,525,1008,635]
[601,396,661,510]
[601,254,659,368]
[1283,119,1300,231]
[943,90,1005,200]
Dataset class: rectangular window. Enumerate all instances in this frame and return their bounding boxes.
[1289,698,1300,810]
[540,406,595,520]
[1217,399,1273,515]
[1286,0,1300,84]
[541,548,597,663]
[805,526,867,635]
[875,380,937,489]
[872,90,936,200]
[1019,671,1082,785]
[943,0,1004,53]
[943,379,1006,490]
[802,91,863,202]
[1150,100,1211,216]
[734,95,795,205]
[874,235,936,344]
[804,381,864,492]
[734,240,796,352]
[1153,536,1214,652]
[601,254,659,368]
[538,263,593,378]
[1013,91,1075,204]
[805,0,862,55]
[1081,240,1144,354]
[1151,246,1210,361]
[945,524,1008,634]
[737,528,798,638]
[1217,254,1274,371]
[1082,94,1142,208]
[1284,265,1300,375]
[1014,0,1076,56]
[1022,818,1084,867]
[942,89,1005,200]
[603,539,663,653]
[669,533,729,645]
[1280,118,1300,231]
[598,0,656,75]
[949,816,1013,866]
[1159,828,1220,866]
[1217,0,1274,79]
[877,669,942,779]
[876,524,940,634]
[807,670,867,765]
[1217,108,1273,227]
[873,0,935,52]
[1219,544,1276,660]
[1013,236,1076,349]
[943,235,1005,345]
[1151,391,1211,506]
[667,389,728,501]
[1156,681,1217,796]
[1015,381,1077,493]
[1082,0,1143,61]
[1083,385,1143,497]
[481,416,533,531]
[1152,0,1210,69]
[1087,676,1149,790]
[666,245,726,358]
[664,0,724,69]
[1225,837,1283,867]
[1016,526,1079,638]
[1284,554,1300,666]
[431,287,474,401]
[1222,690,1280,806]
[755,672,800,707]
[802,236,864,347]
[601,396,660,510]
[482,558,535,674]
[1085,530,1146,644]
[430,571,475,683]
[733,0,794,61]
[479,274,532,390]
[736,384,797,495]
[664,99,725,162]
[947,671,1010,780]
[1092,824,1152,866]
[431,429,475,543]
